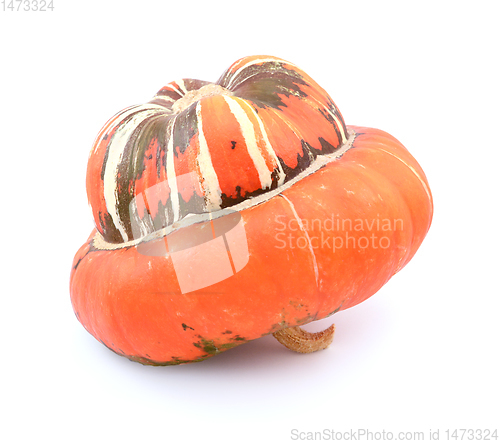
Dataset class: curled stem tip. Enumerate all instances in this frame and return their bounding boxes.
[272,323,335,353]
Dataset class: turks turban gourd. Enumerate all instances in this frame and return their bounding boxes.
[70,55,433,365]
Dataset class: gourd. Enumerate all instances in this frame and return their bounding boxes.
[70,55,433,365]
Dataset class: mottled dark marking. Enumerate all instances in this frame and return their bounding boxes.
[182,78,211,91]
[172,103,198,156]
[269,168,281,190]
[220,185,244,208]
[100,108,152,181]
[151,196,175,233]
[293,315,316,326]
[153,137,166,182]
[177,187,206,218]
[96,330,249,366]
[200,339,218,355]
[219,162,284,209]
[115,112,172,242]
[100,141,111,182]
[72,254,85,271]
[128,354,207,366]
[182,323,195,331]
[220,186,266,208]
[219,61,309,110]
[269,321,289,334]
[230,140,237,149]
[326,304,344,318]
[133,115,171,180]
[318,137,340,154]
[233,78,308,110]
[277,140,316,183]
[98,210,123,244]
[231,335,246,342]
[115,191,134,242]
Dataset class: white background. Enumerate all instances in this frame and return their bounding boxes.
[1,1,499,443]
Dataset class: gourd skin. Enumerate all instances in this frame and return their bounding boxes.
[71,56,433,365]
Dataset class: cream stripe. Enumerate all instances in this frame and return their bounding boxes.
[327,109,347,143]
[166,117,180,222]
[222,96,274,190]
[152,94,175,103]
[243,101,286,186]
[377,147,432,203]
[196,102,222,211]
[92,105,137,156]
[176,79,188,94]
[279,194,319,287]
[168,82,185,97]
[102,105,166,242]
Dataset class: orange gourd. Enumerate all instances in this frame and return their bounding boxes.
[70,55,433,365]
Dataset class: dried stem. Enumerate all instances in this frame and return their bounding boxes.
[272,323,335,353]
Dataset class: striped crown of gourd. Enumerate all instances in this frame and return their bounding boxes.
[86,55,348,244]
